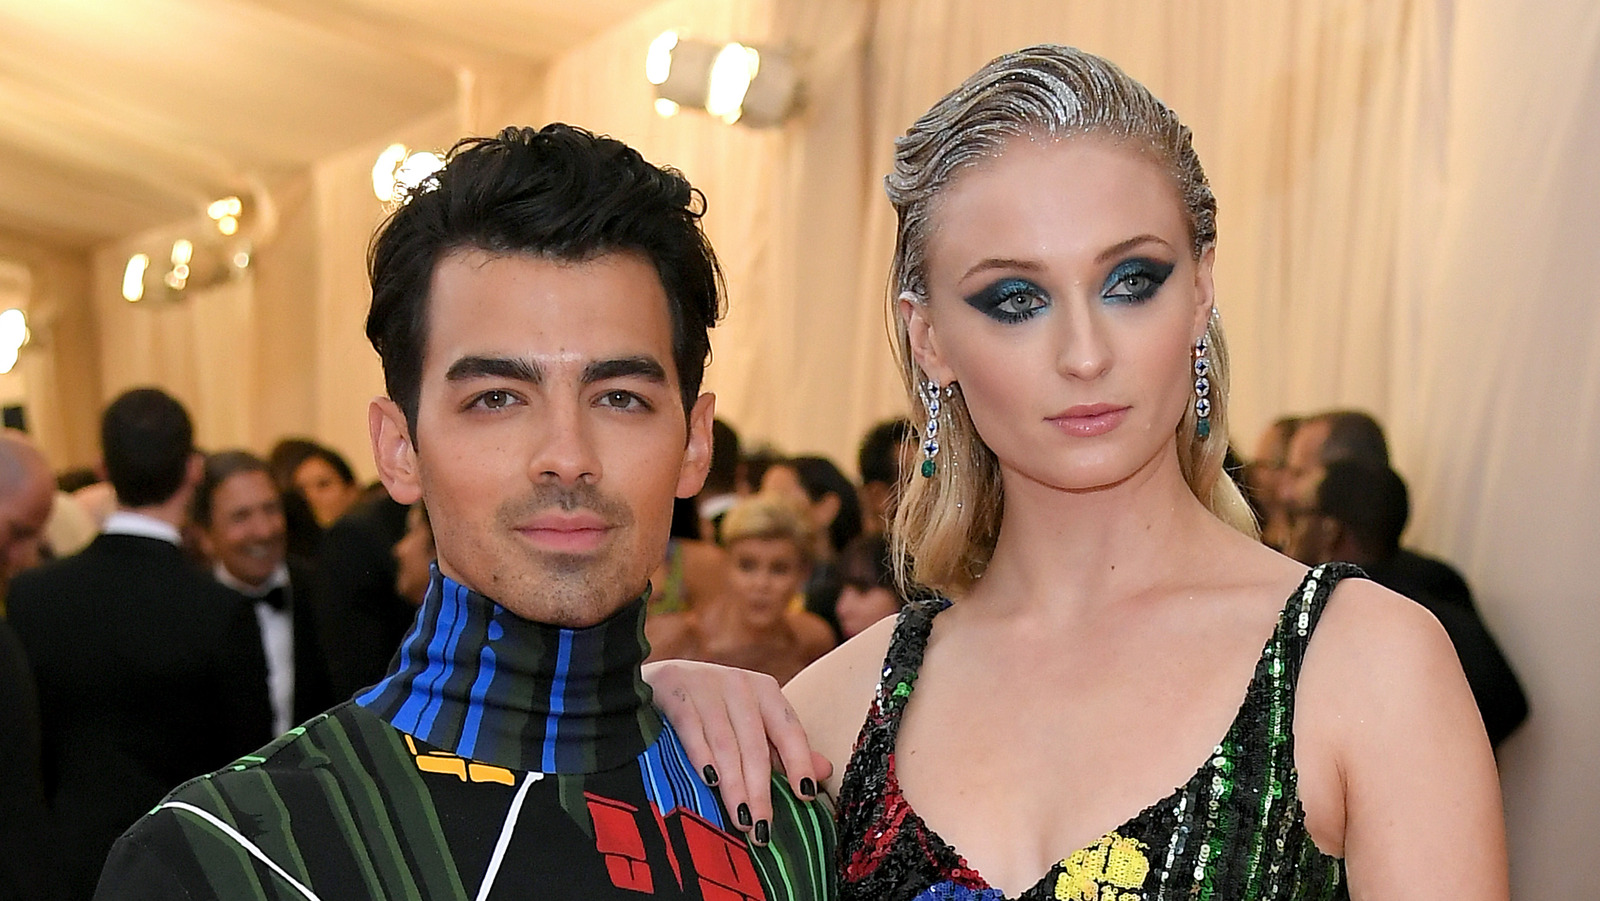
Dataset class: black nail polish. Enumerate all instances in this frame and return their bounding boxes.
[702,764,719,786]
[736,803,752,828]
[754,819,770,845]
[799,777,816,798]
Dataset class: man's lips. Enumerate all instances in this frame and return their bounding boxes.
[514,513,613,553]
[1047,404,1130,437]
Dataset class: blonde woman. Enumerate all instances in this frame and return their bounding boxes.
[648,45,1504,900]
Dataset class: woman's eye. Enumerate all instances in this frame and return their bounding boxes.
[1102,258,1176,304]
[965,278,1050,323]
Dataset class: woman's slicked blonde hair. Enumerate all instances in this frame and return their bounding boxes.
[888,45,1256,597]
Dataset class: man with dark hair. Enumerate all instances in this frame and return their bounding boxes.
[99,125,834,900]
[1279,408,1389,512]
[9,389,270,901]
[1287,461,1528,746]
[855,418,913,538]
[193,450,333,735]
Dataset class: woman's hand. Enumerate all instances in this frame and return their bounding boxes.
[643,659,831,842]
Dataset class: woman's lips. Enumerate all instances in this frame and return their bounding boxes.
[1047,404,1130,437]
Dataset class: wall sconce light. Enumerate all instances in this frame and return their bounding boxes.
[647,31,800,128]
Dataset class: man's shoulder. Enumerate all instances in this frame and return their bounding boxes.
[649,718,837,900]
[96,702,427,899]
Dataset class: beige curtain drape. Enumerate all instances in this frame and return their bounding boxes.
[75,2,1600,895]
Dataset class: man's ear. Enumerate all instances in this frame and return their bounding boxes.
[183,452,204,488]
[813,492,842,533]
[195,527,216,562]
[676,392,716,499]
[899,292,955,385]
[369,397,422,506]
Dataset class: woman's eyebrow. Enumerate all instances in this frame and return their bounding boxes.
[1095,234,1174,263]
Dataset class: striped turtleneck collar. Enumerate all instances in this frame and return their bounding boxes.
[356,567,662,775]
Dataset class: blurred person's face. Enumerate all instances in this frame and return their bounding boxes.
[392,504,435,606]
[370,250,714,628]
[726,537,807,628]
[292,456,360,527]
[760,465,838,539]
[1245,421,1295,504]
[0,475,53,580]
[836,583,901,639]
[200,470,288,588]
[1280,418,1331,511]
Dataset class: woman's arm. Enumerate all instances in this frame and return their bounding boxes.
[1301,579,1509,899]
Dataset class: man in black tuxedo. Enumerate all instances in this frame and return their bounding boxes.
[7,388,271,901]
[193,450,334,734]
[314,489,414,700]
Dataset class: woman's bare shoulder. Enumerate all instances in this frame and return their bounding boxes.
[783,612,899,781]
[1304,576,1461,701]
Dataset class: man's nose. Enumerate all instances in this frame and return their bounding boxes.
[528,402,601,485]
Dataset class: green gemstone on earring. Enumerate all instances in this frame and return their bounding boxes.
[921,458,936,478]
[1197,418,1211,439]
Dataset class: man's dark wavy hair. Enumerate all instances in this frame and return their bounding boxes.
[366,123,725,436]
[101,387,194,508]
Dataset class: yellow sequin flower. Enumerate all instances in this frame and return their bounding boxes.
[1055,833,1150,901]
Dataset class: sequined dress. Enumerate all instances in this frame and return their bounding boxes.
[835,563,1362,901]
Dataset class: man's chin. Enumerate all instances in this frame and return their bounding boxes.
[495,575,646,629]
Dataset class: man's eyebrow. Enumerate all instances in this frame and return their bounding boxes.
[583,355,668,385]
[444,356,542,384]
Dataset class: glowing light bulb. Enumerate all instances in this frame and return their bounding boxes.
[655,98,681,118]
[0,309,26,350]
[171,239,193,267]
[395,151,444,193]
[646,31,678,85]
[207,196,243,220]
[707,43,760,123]
[217,215,239,236]
[123,254,150,302]
[372,143,408,201]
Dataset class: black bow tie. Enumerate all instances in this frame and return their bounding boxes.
[257,586,289,611]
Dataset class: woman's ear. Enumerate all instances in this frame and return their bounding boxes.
[1192,247,1218,338]
[899,292,955,385]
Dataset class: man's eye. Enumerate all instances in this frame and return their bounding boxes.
[599,390,648,411]
[473,390,517,410]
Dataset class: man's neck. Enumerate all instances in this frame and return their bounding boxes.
[357,569,661,774]
[214,561,289,595]
[117,497,188,529]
